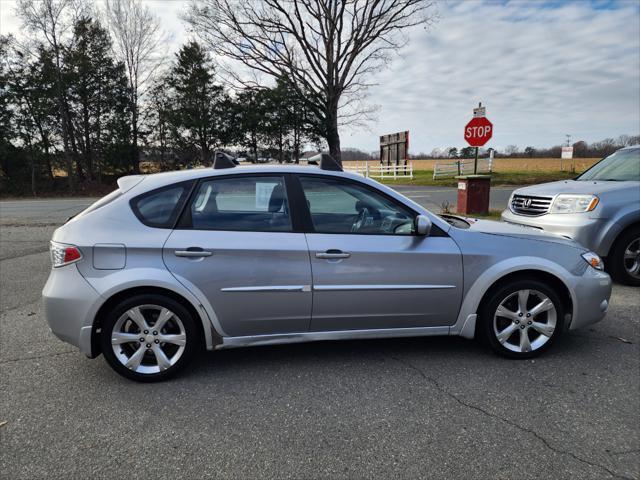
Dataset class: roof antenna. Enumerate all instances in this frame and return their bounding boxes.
[213,151,237,169]
[310,153,342,172]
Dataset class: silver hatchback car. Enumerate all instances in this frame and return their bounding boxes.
[43,154,612,381]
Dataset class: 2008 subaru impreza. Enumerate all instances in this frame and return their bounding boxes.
[43,155,612,381]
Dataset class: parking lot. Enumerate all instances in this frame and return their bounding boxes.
[1,192,638,480]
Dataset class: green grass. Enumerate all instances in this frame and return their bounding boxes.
[465,209,503,221]
[378,170,578,187]
[440,209,503,221]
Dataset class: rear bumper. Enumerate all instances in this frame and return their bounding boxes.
[42,264,101,356]
[569,266,612,330]
[501,210,606,255]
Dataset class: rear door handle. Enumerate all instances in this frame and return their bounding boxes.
[316,249,351,259]
[174,248,212,258]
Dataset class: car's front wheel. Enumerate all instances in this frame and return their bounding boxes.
[480,280,564,358]
[608,226,640,286]
[100,294,200,381]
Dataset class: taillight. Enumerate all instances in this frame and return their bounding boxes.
[50,241,83,268]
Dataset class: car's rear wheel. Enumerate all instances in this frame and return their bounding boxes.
[480,280,564,358]
[100,294,200,382]
[608,226,640,286]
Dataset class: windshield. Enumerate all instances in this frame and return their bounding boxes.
[577,148,640,181]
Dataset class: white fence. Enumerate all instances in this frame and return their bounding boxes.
[344,162,414,180]
[433,158,493,179]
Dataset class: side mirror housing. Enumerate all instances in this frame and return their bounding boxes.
[415,215,432,236]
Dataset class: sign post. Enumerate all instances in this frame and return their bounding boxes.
[458,103,493,215]
[561,146,574,173]
[464,103,493,174]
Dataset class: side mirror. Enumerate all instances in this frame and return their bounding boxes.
[415,215,432,236]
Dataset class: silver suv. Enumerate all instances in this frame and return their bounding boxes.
[43,155,611,381]
[502,146,640,286]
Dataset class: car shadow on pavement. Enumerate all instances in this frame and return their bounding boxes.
[178,333,602,381]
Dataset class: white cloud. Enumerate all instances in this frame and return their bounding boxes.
[0,0,21,35]
[2,0,638,153]
[347,0,640,152]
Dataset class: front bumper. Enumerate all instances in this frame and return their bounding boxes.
[42,264,102,356]
[501,209,606,255]
[569,266,612,330]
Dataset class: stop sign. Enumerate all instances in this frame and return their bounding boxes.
[464,117,493,147]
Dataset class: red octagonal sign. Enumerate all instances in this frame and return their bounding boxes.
[464,117,493,147]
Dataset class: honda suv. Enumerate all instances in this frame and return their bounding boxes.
[502,146,640,285]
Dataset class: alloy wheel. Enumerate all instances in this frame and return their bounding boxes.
[493,289,557,353]
[111,304,186,374]
[623,237,640,280]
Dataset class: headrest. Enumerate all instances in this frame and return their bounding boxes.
[268,184,285,212]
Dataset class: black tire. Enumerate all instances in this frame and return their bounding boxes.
[100,294,201,382]
[480,279,565,359]
[608,226,640,286]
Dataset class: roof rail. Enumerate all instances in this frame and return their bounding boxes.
[310,153,342,172]
[213,151,237,169]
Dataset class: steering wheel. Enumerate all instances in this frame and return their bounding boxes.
[351,207,370,233]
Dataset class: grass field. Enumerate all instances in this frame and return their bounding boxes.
[342,157,599,186]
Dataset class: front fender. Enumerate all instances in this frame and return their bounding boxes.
[450,256,579,338]
[599,209,640,257]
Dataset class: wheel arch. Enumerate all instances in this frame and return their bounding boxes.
[608,220,640,257]
[606,221,640,284]
[473,269,573,338]
[90,286,218,358]
[451,257,579,339]
[600,209,640,257]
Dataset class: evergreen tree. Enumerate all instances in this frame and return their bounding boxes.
[65,17,130,180]
[166,41,227,165]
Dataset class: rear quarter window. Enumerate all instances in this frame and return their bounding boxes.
[130,182,192,228]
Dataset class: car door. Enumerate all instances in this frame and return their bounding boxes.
[163,174,312,337]
[298,174,463,331]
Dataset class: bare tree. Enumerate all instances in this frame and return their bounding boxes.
[185,0,436,163]
[504,145,519,156]
[105,0,164,173]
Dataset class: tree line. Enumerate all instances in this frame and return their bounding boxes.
[1,0,435,196]
[0,2,324,195]
[422,135,639,160]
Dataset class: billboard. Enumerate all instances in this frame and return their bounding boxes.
[380,131,409,166]
[561,146,574,159]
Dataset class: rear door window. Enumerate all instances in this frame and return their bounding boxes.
[188,176,292,232]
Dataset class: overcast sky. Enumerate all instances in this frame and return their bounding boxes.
[1,0,639,154]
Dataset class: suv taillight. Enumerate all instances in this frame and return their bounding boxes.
[50,241,83,268]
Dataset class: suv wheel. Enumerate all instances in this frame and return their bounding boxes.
[609,226,640,286]
[480,280,564,359]
[100,294,200,382]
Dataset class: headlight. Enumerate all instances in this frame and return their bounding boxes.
[582,251,604,271]
[550,194,599,214]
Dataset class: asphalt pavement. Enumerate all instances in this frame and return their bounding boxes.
[1,191,638,480]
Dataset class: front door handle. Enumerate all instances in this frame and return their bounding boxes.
[316,249,351,259]
[174,248,212,258]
